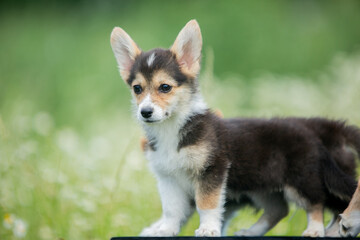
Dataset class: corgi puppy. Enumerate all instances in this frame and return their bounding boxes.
[110,20,360,236]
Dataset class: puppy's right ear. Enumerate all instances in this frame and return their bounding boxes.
[110,27,141,82]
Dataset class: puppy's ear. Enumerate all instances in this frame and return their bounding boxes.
[110,27,141,82]
[171,20,202,78]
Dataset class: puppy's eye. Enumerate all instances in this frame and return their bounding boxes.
[133,85,142,94]
[159,84,172,93]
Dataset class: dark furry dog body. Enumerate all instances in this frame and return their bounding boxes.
[190,113,360,236]
[110,20,360,236]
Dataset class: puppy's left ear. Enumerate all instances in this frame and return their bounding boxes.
[110,27,141,82]
[171,20,202,78]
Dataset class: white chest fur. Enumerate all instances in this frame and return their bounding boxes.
[146,139,209,175]
[143,117,210,193]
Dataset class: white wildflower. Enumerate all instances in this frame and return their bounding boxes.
[72,213,91,231]
[33,112,54,136]
[56,128,79,155]
[60,187,79,202]
[78,198,97,213]
[3,213,15,229]
[13,218,27,238]
[12,115,31,136]
[15,140,38,160]
[89,136,110,159]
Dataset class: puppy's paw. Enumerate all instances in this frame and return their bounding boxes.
[234,228,258,236]
[302,227,325,237]
[140,224,178,236]
[140,227,155,236]
[195,226,220,237]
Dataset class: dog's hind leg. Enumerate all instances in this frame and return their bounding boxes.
[234,192,288,236]
[302,203,325,237]
[221,201,241,236]
[325,213,341,237]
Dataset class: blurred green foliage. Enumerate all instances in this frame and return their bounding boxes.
[1,1,360,239]
[1,0,360,129]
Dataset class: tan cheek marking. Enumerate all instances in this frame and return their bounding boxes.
[149,70,179,110]
[150,89,176,110]
[195,187,222,210]
[135,92,148,105]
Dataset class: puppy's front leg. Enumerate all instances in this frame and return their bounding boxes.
[195,181,225,236]
[140,175,193,236]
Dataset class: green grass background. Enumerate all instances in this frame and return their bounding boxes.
[1,0,360,239]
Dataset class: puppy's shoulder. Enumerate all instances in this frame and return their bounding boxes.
[177,110,222,151]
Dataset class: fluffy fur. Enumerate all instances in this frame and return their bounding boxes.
[110,20,360,237]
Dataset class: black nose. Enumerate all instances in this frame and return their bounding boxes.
[141,107,153,119]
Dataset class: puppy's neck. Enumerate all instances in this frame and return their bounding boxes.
[142,91,207,145]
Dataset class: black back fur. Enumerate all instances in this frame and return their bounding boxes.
[179,112,360,213]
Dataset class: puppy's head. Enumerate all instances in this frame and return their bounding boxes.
[339,212,360,237]
[110,20,202,123]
